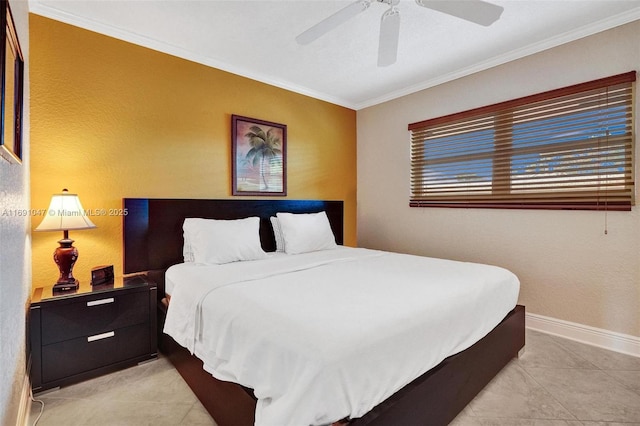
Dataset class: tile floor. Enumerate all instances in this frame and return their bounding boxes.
[28,329,640,426]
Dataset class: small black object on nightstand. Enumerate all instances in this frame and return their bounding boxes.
[91,265,114,285]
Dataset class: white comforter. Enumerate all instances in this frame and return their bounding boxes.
[163,247,519,426]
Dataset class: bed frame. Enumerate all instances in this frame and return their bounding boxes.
[123,198,525,426]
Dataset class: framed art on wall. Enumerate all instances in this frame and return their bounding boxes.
[232,115,287,196]
[0,0,24,165]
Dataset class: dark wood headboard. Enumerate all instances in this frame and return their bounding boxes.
[122,198,344,275]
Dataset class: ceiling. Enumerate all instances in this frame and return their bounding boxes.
[29,0,640,110]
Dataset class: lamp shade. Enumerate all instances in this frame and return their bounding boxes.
[36,189,96,232]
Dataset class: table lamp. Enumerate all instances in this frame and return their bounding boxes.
[35,189,96,291]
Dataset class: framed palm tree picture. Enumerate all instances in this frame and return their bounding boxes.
[232,115,287,196]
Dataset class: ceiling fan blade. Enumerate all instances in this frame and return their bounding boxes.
[378,7,400,67]
[415,0,503,26]
[296,0,371,45]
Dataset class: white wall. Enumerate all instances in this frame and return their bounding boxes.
[0,0,30,423]
[357,21,640,337]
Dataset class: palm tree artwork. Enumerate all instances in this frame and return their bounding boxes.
[232,115,286,195]
[244,125,282,191]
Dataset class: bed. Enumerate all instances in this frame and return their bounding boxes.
[123,198,525,426]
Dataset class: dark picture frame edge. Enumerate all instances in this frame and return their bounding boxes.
[0,0,24,165]
[231,114,287,196]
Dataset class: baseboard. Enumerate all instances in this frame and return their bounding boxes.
[16,371,32,426]
[526,312,640,358]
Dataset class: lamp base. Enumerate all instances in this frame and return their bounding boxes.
[52,279,79,292]
[53,237,79,290]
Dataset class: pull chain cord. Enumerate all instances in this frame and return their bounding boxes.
[602,86,609,236]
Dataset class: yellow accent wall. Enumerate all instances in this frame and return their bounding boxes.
[30,15,357,287]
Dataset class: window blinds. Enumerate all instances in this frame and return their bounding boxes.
[408,72,636,210]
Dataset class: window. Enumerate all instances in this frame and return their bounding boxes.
[409,72,636,210]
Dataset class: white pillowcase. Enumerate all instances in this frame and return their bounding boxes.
[270,216,285,252]
[183,217,268,264]
[183,242,194,263]
[183,230,195,262]
[275,211,337,255]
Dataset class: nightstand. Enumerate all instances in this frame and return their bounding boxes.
[29,274,158,393]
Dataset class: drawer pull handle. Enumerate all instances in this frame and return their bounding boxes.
[87,331,115,342]
[87,298,115,307]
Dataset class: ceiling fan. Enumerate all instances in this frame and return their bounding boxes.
[296,0,504,67]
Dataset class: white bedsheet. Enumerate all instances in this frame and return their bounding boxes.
[164,247,519,426]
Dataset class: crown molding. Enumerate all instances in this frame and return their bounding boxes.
[354,7,640,109]
[28,1,357,109]
[30,1,640,111]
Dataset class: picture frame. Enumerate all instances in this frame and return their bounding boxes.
[231,114,287,196]
[0,0,24,165]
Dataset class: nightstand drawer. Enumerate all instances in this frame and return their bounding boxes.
[41,291,149,345]
[41,322,150,383]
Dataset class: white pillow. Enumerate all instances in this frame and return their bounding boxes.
[275,211,337,255]
[270,216,285,252]
[183,232,195,262]
[183,217,268,264]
